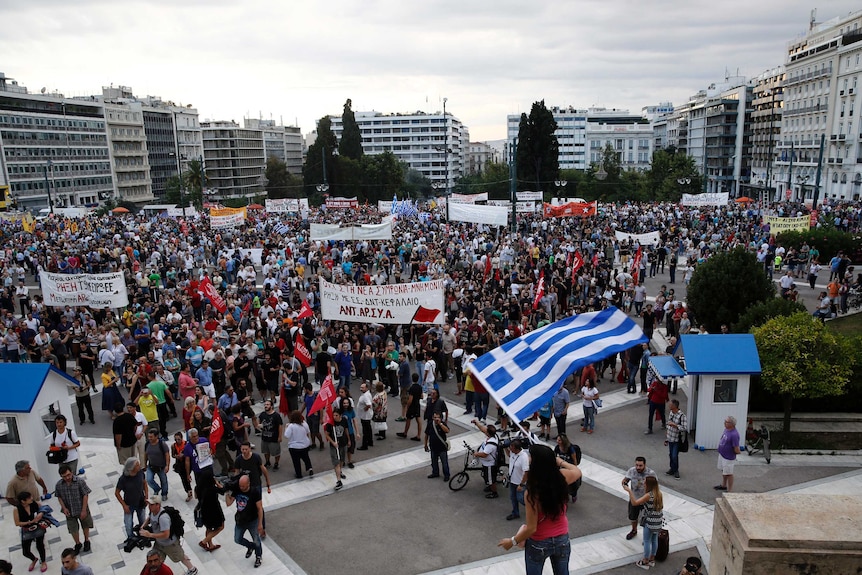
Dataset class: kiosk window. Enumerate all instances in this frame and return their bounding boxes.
[714,379,738,403]
[0,416,22,444]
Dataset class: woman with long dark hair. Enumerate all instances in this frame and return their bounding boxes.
[625,475,664,569]
[498,444,581,575]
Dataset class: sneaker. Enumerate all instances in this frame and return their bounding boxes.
[644,430,653,435]
[186,569,199,575]
[665,470,674,475]
[649,561,656,567]
[485,492,499,499]
[674,472,680,480]
[264,462,271,468]
[334,481,343,491]
[308,469,314,476]
[395,417,406,422]
[74,543,83,555]
[340,473,347,479]
[427,474,440,479]
[635,559,650,570]
[273,463,279,470]
[714,485,728,491]
[254,557,262,568]
[245,548,254,558]
[443,476,450,481]
[396,432,407,438]
[83,540,91,552]
[483,485,492,493]
[162,494,168,501]
[347,462,355,469]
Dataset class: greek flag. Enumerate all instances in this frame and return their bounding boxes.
[272,222,289,236]
[468,307,647,423]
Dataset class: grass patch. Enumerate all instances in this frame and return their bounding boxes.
[767,430,860,451]
[827,313,862,337]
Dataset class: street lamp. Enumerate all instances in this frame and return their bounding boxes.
[796,174,810,202]
[595,164,607,181]
[316,184,330,193]
[554,180,567,198]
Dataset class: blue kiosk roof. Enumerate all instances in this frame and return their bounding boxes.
[650,356,686,378]
[0,364,79,413]
[680,334,761,375]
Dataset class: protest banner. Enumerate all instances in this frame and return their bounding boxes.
[614,230,661,245]
[320,278,445,325]
[764,215,810,234]
[680,192,729,206]
[447,202,509,226]
[40,271,129,308]
[325,197,358,209]
[543,201,597,218]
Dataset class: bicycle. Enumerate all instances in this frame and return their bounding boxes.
[744,418,771,464]
[448,441,509,491]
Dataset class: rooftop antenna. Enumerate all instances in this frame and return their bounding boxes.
[809,9,816,31]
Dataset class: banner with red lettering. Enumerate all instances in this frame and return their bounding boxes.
[543,201,597,218]
[319,278,444,325]
[294,333,312,367]
[200,276,226,313]
[209,405,224,446]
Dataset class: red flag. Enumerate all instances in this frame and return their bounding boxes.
[308,375,336,416]
[412,306,441,324]
[571,250,584,283]
[324,401,335,427]
[200,276,227,313]
[483,255,492,284]
[294,333,312,367]
[209,406,224,446]
[591,252,599,267]
[532,271,546,310]
[297,300,313,320]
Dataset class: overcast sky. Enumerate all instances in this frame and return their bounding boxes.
[1,1,859,142]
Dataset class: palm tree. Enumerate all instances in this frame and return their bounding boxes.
[183,159,206,208]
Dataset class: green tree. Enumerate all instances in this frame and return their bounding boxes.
[516,100,559,193]
[338,98,364,160]
[644,146,702,201]
[753,313,857,435]
[404,168,431,199]
[732,297,807,334]
[360,151,404,202]
[304,116,339,203]
[264,156,304,200]
[687,247,775,333]
[457,162,512,200]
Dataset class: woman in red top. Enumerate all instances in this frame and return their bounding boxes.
[498,444,581,575]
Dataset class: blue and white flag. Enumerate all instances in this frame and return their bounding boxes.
[468,307,647,423]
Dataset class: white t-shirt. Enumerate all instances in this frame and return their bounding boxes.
[51,428,79,464]
[581,386,599,408]
[357,391,374,421]
[508,449,530,485]
[284,422,311,449]
[479,437,498,468]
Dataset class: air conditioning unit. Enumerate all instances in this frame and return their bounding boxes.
[831,134,838,140]
[839,90,845,95]
[828,158,836,163]
[836,158,843,164]
[839,134,846,140]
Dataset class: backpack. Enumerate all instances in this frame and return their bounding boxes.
[162,506,185,541]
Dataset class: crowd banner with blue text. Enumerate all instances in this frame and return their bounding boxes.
[265,198,309,213]
[447,202,509,226]
[40,271,130,308]
[468,307,647,423]
[680,192,729,206]
[614,230,661,245]
[319,278,445,325]
[448,192,488,204]
[764,215,810,234]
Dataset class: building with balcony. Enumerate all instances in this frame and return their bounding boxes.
[507,107,653,173]
[329,110,468,191]
[104,100,153,203]
[243,119,304,175]
[0,73,113,211]
[776,9,862,202]
[202,121,265,200]
[465,141,501,175]
[747,67,784,201]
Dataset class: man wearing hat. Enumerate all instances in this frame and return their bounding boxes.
[139,494,198,575]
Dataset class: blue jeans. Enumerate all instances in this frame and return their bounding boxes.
[508,483,525,517]
[525,534,570,575]
[123,506,146,538]
[475,393,490,421]
[234,519,262,558]
[668,441,680,474]
[643,527,659,560]
[582,405,595,431]
[430,447,450,479]
[146,466,169,497]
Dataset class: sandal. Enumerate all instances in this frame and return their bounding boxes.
[199,541,210,550]
[209,544,221,552]
[186,491,193,502]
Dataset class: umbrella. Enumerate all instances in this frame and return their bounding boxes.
[735,197,754,203]
[247,203,264,210]
[111,207,130,213]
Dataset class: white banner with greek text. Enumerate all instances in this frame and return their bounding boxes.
[320,278,445,324]
[447,202,509,226]
[40,272,129,308]
[680,192,729,206]
[614,230,662,245]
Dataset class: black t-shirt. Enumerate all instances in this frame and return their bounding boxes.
[428,422,448,452]
[116,471,146,507]
[230,486,261,525]
[407,383,423,417]
[258,411,283,443]
[324,419,349,447]
[315,352,332,375]
[234,356,252,379]
[113,412,138,448]
[234,452,264,487]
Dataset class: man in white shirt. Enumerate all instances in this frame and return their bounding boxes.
[506,439,530,521]
[355,383,374,450]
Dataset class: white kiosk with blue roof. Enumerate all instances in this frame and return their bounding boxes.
[0,364,81,487]
[681,334,762,450]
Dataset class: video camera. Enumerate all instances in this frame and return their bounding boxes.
[214,470,249,494]
[122,526,153,553]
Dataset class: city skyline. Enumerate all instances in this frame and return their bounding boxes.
[1,1,860,142]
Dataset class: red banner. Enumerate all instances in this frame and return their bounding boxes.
[297,300,314,320]
[630,247,643,285]
[533,271,546,310]
[308,375,336,416]
[543,201,596,218]
[210,405,224,446]
[809,210,818,228]
[325,197,359,209]
[200,276,227,313]
[571,251,584,283]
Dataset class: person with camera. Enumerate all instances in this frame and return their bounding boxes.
[472,419,500,499]
[139,494,198,575]
[48,414,81,475]
[225,474,264,568]
[13,490,48,573]
[116,457,148,541]
[60,547,94,575]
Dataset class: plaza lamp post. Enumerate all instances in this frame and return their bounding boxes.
[796,174,810,203]
[554,179,567,199]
